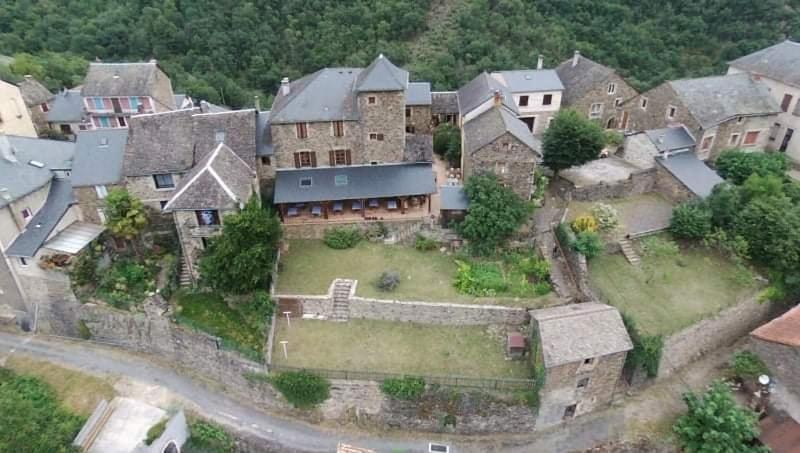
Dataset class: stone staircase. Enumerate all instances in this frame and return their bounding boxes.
[385,221,423,245]
[331,279,354,322]
[179,256,193,287]
[618,237,641,266]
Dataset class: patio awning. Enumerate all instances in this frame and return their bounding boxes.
[43,222,105,255]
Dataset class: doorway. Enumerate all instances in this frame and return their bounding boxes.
[620,111,630,130]
[780,128,794,152]
[521,117,536,132]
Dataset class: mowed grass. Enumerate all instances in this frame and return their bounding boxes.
[271,318,530,379]
[277,240,559,307]
[4,356,116,416]
[589,240,760,336]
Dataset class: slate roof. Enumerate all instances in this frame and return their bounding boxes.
[82,62,164,97]
[531,302,633,368]
[164,143,255,211]
[0,135,75,208]
[355,54,408,92]
[174,94,194,110]
[463,106,541,155]
[656,152,724,198]
[17,77,53,106]
[273,163,436,204]
[729,40,800,87]
[71,129,129,187]
[643,126,696,153]
[556,54,615,105]
[490,69,564,93]
[668,73,781,128]
[256,110,273,156]
[123,109,197,176]
[191,109,257,166]
[405,82,432,106]
[5,178,76,258]
[199,100,230,113]
[440,185,469,210]
[457,72,517,116]
[270,68,361,124]
[431,91,459,114]
[47,89,85,123]
[751,304,800,348]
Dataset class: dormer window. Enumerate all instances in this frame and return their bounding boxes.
[153,173,175,189]
[215,130,226,143]
[299,177,313,188]
[196,209,220,226]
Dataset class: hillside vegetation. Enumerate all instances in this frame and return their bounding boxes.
[1,0,796,107]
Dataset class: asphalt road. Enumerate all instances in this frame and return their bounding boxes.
[0,332,624,452]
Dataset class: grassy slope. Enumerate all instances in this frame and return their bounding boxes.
[174,292,265,356]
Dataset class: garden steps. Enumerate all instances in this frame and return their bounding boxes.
[331,279,354,322]
[179,257,192,287]
[618,237,641,266]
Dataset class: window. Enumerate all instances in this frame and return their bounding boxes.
[495,162,507,175]
[299,177,313,187]
[334,174,348,186]
[367,96,377,105]
[769,122,781,141]
[94,185,108,199]
[701,135,714,150]
[18,257,28,267]
[330,149,351,166]
[405,107,411,118]
[667,105,677,119]
[743,130,760,146]
[577,377,590,389]
[607,83,616,95]
[583,357,594,366]
[294,151,316,168]
[153,173,175,189]
[261,156,271,165]
[93,97,105,110]
[21,208,32,222]
[542,94,553,106]
[296,123,308,139]
[159,200,168,210]
[369,133,384,141]
[406,125,416,134]
[589,103,603,119]
[60,124,72,134]
[640,97,648,110]
[518,95,530,107]
[563,404,577,419]
[781,94,793,112]
[99,117,111,128]
[130,96,140,111]
[729,133,740,146]
[40,103,49,113]
[737,116,744,124]
[215,130,226,143]
[195,209,220,226]
[117,116,126,127]
[614,98,623,107]
[97,208,107,224]
[332,121,345,137]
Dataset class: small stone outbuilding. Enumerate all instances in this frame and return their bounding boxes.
[750,305,800,399]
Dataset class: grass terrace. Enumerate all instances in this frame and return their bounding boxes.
[567,193,674,236]
[271,318,530,379]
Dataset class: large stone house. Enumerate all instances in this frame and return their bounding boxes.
[0,80,37,137]
[70,129,130,225]
[46,88,88,137]
[17,75,54,134]
[531,303,633,429]
[405,82,433,135]
[270,55,437,232]
[621,73,781,161]
[728,40,800,163]
[556,51,638,129]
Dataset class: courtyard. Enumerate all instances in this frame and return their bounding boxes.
[270,318,530,379]
[567,193,674,236]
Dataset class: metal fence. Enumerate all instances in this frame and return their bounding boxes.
[267,364,536,391]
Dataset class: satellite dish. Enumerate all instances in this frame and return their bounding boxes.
[758,374,770,386]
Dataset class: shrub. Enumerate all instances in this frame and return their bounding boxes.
[555,222,576,248]
[571,215,598,233]
[716,149,788,184]
[605,130,624,147]
[77,320,92,340]
[96,260,155,308]
[730,351,769,380]
[144,418,168,446]
[248,290,275,322]
[641,236,679,258]
[453,260,507,296]
[542,109,606,172]
[323,227,362,249]
[365,222,388,241]
[515,255,550,282]
[186,420,235,452]
[433,123,461,165]
[590,203,620,231]
[270,371,330,408]
[572,231,603,259]
[670,201,712,239]
[70,242,103,286]
[622,314,664,378]
[414,234,438,251]
[376,270,401,292]
[381,376,426,400]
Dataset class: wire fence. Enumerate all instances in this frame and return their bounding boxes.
[267,363,536,391]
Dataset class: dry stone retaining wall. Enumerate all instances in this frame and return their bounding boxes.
[563,168,657,202]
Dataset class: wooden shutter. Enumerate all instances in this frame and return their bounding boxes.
[345,149,352,165]
[293,152,300,168]
[329,150,335,166]
[310,152,317,167]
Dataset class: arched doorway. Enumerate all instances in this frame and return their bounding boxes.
[606,116,617,129]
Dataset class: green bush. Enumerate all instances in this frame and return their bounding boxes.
[591,203,620,231]
[185,420,235,452]
[555,222,576,248]
[670,201,712,239]
[70,242,103,286]
[622,314,664,378]
[515,255,550,282]
[96,260,155,308]
[376,270,401,291]
[365,222,388,241]
[381,376,426,400]
[414,234,438,251]
[144,418,168,446]
[716,149,788,185]
[433,123,461,165]
[641,236,679,258]
[77,320,92,340]
[323,227,362,249]
[270,371,330,408]
[730,351,769,380]
[573,231,603,259]
[453,260,508,296]
[247,290,275,323]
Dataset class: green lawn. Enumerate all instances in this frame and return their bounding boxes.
[276,240,559,307]
[589,238,760,336]
[271,318,530,379]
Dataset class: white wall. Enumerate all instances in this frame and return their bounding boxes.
[0,81,37,137]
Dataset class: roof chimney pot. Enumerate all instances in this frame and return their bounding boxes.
[493,89,503,107]
[572,50,581,67]
[280,77,291,96]
[537,55,544,70]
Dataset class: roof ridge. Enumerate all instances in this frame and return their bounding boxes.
[536,303,612,321]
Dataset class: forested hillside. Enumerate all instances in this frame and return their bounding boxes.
[1,0,797,108]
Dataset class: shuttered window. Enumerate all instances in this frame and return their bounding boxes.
[332,121,344,137]
[294,151,316,168]
[329,149,351,166]
[296,123,308,139]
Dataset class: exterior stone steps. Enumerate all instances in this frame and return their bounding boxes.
[331,279,354,322]
[618,238,641,266]
[179,257,192,287]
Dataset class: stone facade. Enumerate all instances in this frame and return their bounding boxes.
[623,84,697,134]
[749,338,800,397]
[564,72,638,129]
[281,218,425,240]
[562,168,657,202]
[695,115,775,161]
[125,174,184,211]
[406,105,432,135]
[652,162,695,203]
[271,120,361,169]
[462,132,536,199]
[358,90,406,163]
[73,185,123,225]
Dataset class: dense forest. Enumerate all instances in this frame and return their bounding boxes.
[1,0,797,108]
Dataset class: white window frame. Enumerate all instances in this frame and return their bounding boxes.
[607,83,617,95]
[18,257,28,267]
[640,97,648,110]
[742,130,762,147]
[94,185,108,199]
[614,97,623,107]
[729,133,740,146]
[331,120,345,137]
[215,130,226,143]
[666,105,677,120]
[589,103,603,119]
[21,208,33,222]
[700,134,715,151]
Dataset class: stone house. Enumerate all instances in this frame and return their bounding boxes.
[556,51,638,129]
[0,80,37,137]
[531,303,633,429]
[621,73,781,161]
[728,40,800,164]
[431,91,459,127]
[46,88,88,137]
[405,82,432,135]
[16,75,54,134]
[70,129,130,224]
[750,305,800,399]
[461,98,541,198]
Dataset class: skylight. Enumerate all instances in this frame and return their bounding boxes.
[28,160,45,168]
[299,177,312,188]
[334,174,348,186]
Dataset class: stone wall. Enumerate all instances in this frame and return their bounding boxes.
[348,297,529,325]
[358,90,406,164]
[281,218,424,240]
[406,105,432,135]
[652,161,695,203]
[563,72,638,129]
[563,167,657,202]
[749,337,800,397]
[552,227,595,302]
[462,131,537,199]
[125,174,184,212]
[623,84,700,134]
[658,295,782,377]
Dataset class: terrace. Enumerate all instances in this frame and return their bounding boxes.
[279,195,430,225]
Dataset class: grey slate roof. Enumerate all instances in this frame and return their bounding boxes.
[0,135,75,208]
[82,62,165,97]
[431,91,459,114]
[5,178,75,258]
[668,73,781,128]
[256,110,273,156]
[440,185,469,210]
[405,82,432,106]
[531,302,633,368]
[46,89,84,123]
[123,109,197,176]
[191,109,257,166]
[643,126,696,153]
[729,40,800,87]
[355,55,408,92]
[656,152,724,198]
[199,100,230,113]
[490,69,564,93]
[457,72,518,116]
[70,129,129,187]
[274,163,436,204]
[556,55,615,105]
[463,106,541,155]
[17,77,53,106]
[270,68,361,124]
[164,143,255,211]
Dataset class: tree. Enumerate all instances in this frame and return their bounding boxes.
[670,201,712,239]
[673,381,767,453]
[457,174,530,255]
[542,109,606,172]
[199,197,281,293]
[433,123,461,166]
[715,150,788,185]
[105,189,148,242]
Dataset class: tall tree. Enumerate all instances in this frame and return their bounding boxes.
[105,188,148,242]
[542,109,606,172]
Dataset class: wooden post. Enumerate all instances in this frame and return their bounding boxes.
[361,199,366,218]
[278,204,286,222]
[323,201,329,219]
[400,197,406,214]
[427,194,432,213]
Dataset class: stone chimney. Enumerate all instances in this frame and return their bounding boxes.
[254,95,261,111]
[280,77,291,96]
[493,89,503,107]
[537,55,544,70]
[572,50,581,67]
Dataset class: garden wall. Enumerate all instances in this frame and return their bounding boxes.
[562,168,657,202]
[551,225,595,302]
[282,218,425,240]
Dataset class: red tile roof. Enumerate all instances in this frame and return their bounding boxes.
[751,305,800,347]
